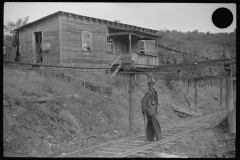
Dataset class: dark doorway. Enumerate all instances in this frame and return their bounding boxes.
[34,31,43,63]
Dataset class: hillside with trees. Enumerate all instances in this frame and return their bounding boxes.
[157,29,236,60]
[4,16,29,61]
[156,29,236,83]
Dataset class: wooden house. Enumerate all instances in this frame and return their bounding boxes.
[15,11,162,69]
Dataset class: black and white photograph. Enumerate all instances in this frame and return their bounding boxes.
[3,2,236,158]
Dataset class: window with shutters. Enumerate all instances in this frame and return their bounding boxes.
[139,40,145,54]
[82,31,92,51]
[106,35,114,53]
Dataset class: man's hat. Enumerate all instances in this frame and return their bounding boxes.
[148,78,156,85]
[146,73,155,86]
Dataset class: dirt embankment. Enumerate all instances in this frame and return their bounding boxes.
[3,68,234,157]
[3,69,129,157]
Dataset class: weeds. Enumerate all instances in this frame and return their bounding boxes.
[181,129,218,157]
[4,67,227,157]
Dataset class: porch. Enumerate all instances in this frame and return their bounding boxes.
[107,25,161,68]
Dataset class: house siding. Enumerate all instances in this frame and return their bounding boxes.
[18,11,159,68]
[61,14,116,68]
[19,15,60,64]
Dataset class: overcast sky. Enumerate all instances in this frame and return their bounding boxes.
[4,2,236,33]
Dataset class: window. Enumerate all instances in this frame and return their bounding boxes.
[139,40,145,54]
[82,31,92,51]
[106,35,114,53]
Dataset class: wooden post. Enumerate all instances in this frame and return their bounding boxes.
[156,39,158,55]
[156,39,158,65]
[224,65,235,134]
[129,34,132,56]
[129,74,135,132]
[220,78,223,106]
[194,80,197,110]
[233,80,236,106]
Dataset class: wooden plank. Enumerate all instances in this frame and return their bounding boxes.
[225,65,235,134]
[109,32,131,36]
[75,53,114,59]
[109,53,122,69]
[191,76,224,82]
[3,60,109,70]
[62,57,112,65]
[111,64,122,78]
[131,58,236,72]
[171,105,202,116]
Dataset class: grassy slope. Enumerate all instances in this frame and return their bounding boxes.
[3,68,226,157]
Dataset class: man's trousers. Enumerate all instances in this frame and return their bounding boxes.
[146,115,163,141]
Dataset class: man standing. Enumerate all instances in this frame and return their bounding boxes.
[141,77,163,141]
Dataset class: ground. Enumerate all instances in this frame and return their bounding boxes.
[152,112,236,158]
[3,67,236,157]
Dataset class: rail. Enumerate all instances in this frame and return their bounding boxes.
[57,110,226,157]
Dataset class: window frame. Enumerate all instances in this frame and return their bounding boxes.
[82,31,92,52]
[106,35,114,54]
[139,40,145,54]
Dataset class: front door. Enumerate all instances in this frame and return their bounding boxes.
[32,31,43,63]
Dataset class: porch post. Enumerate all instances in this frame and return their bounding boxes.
[129,34,132,59]
[156,39,158,65]
[233,80,236,106]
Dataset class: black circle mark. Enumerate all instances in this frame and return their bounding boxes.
[212,7,233,29]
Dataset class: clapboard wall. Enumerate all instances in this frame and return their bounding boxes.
[60,14,117,68]
[18,11,159,68]
[19,15,60,64]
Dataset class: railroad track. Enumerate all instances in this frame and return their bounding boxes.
[57,110,226,158]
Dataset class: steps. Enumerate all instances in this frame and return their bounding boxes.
[111,64,122,79]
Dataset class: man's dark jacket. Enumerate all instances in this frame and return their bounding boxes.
[141,88,158,116]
